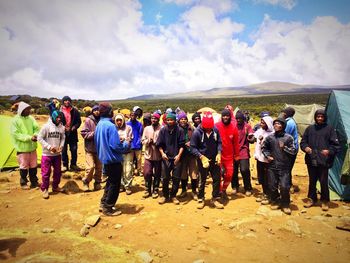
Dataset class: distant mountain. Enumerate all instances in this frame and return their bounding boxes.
[126,82,350,100]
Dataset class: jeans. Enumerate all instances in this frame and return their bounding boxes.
[162,159,182,199]
[267,168,291,207]
[62,140,78,167]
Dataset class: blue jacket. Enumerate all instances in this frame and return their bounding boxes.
[95,117,129,164]
[126,119,143,150]
[285,117,299,151]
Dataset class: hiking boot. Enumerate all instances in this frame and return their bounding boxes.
[261,197,270,205]
[62,166,69,173]
[232,188,238,195]
[245,190,252,197]
[70,165,82,171]
[143,191,151,198]
[21,185,30,190]
[192,191,198,201]
[52,187,63,193]
[304,198,315,208]
[42,189,49,199]
[120,187,125,192]
[282,207,292,215]
[321,201,329,211]
[82,181,90,192]
[158,196,168,205]
[211,198,224,209]
[197,199,205,209]
[30,183,40,189]
[93,182,102,191]
[171,197,180,205]
[125,188,132,195]
[221,191,228,201]
[179,190,187,198]
[103,208,122,217]
[256,196,263,202]
[152,191,159,199]
[270,202,280,210]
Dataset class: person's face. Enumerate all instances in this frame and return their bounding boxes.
[116,118,123,128]
[260,119,267,130]
[55,116,62,125]
[93,110,100,117]
[21,107,31,117]
[63,100,71,107]
[179,117,188,127]
[273,121,283,132]
[222,115,230,125]
[135,109,142,118]
[316,114,325,125]
[281,112,287,119]
[237,118,244,125]
[166,118,176,127]
[151,117,159,126]
[130,112,136,120]
[193,117,201,126]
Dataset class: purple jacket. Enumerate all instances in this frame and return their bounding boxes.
[80,115,98,153]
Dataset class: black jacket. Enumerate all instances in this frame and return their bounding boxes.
[262,131,297,170]
[300,123,340,168]
[155,125,185,158]
[60,106,82,143]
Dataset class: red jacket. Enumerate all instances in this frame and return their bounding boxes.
[236,122,254,159]
[215,121,240,161]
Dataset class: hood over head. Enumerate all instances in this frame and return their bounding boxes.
[17,101,31,116]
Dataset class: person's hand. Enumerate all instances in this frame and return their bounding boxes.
[162,153,169,161]
[50,147,57,153]
[174,154,181,165]
[305,147,312,154]
[200,155,210,168]
[321,149,329,156]
[149,138,153,144]
[267,156,274,162]
[57,147,62,153]
[185,141,190,147]
[31,135,37,142]
[215,153,221,165]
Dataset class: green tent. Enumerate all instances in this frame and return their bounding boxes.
[0,115,42,171]
[326,90,350,200]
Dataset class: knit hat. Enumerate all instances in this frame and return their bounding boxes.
[201,111,214,129]
[192,112,201,122]
[166,112,176,120]
[152,112,161,120]
[99,102,112,117]
[177,111,187,120]
[221,109,231,116]
[62,96,72,103]
[260,111,270,118]
[273,118,286,130]
[235,111,245,120]
[282,107,295,118]
[92,105,99,112]
[51,110,62,124]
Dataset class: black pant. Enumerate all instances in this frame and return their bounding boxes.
[19,168,38,186]
[268,168,290,207]
[289,153,297,185]
[62,139,78,167]
[231,159,252,191]
[162,159,182,199]
[307,165,330,202]
[100,162,122,208]
[198,160,221,200]
[256,160,269,195]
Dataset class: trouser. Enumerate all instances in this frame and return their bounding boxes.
[180,155,198,193]
[220,159,234,192]
[17,151,38,186]
[62,140,78,167]
[131,149,142,175]
[143,159,162,194]
[256,160,269,195]
[40,155,62,191]
[231,159,252,191]
[289,153,297,186]
[162,159,182,199]
[83,152,102,184]
[19,168,38,187]
[198,159,221,200]
[307,165,330,202]
[100,162,122,209]
[121,152,134,189]
[268,168,291,207]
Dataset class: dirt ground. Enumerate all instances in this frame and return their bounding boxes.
[1,115,350,263]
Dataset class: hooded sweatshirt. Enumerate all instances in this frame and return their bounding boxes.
[10,102,39,153]
[126,118,143,150]
[215,119,239,161]
[253,116,274,162]
[115,113,133,153]
[80,114,99,153]
[38,117,65,156]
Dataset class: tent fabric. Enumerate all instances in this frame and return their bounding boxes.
[197,107,217,114]
[0,115,42,171]
[285,103,324,136]
[326,90,350,200]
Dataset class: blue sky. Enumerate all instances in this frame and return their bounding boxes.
[0,0,349,99]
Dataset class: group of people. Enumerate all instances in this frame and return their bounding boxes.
[10,97,340,216]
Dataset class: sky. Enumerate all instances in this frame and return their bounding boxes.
[0,0,349,100]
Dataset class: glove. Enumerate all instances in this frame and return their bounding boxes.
[200,155,210,168]
[215,153,221,165]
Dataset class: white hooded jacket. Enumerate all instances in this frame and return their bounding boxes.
[253,116,274,163]
[38,117,65,156]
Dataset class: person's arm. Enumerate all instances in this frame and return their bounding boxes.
[262,136,273,161]
[37,125,51,151]
[283,136,297,155]
[59,127,66,151]
[11,120,32,142]
[108,126,129,153]
[190,130,202,158]
[233,127,240,161]
[300,126,312,154]
[80,118,95,140]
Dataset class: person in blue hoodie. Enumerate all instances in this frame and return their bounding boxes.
[95,102,129,216]
[127,109,143,177]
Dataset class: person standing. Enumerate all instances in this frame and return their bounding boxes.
[156,112,185,205]
[191,112,201,128]
[115,113,133,195]
[37,110,65,199]
[262,118,297,215]
[141,112,162,198]
[178,112,199,200]
[215,109,240,201]
[10,102,40,189]
[80,105,102,192]
[300,109,340,211]
[191,112,223,209]
[127,109,143,177]
[95,103,129,216]
[60,96,82,172]
[231,111,254,196]
[281,107,299,193]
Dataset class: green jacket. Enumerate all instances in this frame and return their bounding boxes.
[11,102,39,153]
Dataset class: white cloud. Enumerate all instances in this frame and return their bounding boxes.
[163,0,238,14]
[254,0,297,10]
[0,0,349,100]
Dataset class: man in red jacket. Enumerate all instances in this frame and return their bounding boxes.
[215,109,240,200]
